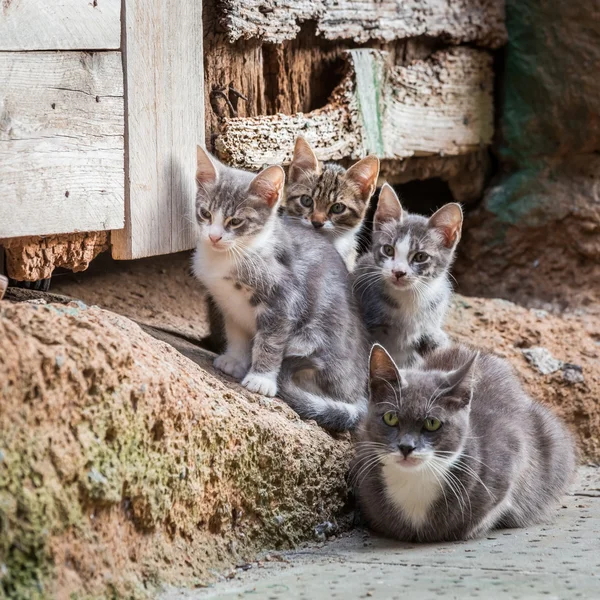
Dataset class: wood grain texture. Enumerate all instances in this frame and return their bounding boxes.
[215,48,494,170]
[204,1,439,147]
[111,0,204,260]
[0,52,124,239]
[0,0,121,50]
[218,0,507,47]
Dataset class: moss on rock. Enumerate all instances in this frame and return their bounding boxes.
[0,301,351,599]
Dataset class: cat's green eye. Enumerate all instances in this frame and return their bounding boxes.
[382,245,395,257]
[229,217,244,227]
[383,411,399,427]
[199,208,211,221]
[300,195,313,208]
[413,251,429,263]
[330,203,346,214]
[423,418,442,432]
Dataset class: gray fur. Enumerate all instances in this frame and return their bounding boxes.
[353,344,577,542]
[192,148,369,432]
[353,184,461,367]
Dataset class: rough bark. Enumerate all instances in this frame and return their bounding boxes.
[1,232,109,281]
[215,48,493,170]
[217,0,507,47]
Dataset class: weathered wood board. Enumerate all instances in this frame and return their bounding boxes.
[215,48,493,170]
[0,52,125,239]
[218,0,506,47]
[111,0,204,260]
[0,0,121,50]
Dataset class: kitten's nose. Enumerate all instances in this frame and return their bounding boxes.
[398,444,415,458]
[393,270,407,280]
[311,220,325,229]
[209,233,222,244]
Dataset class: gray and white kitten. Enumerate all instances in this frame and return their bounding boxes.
[192,146,369,431]
[285,137,380,270]
[353,344,576,542]
[353,184,463,367]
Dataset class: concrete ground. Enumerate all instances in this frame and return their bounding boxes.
[162,466,600,600]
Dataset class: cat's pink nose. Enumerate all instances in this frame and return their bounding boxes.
[209,233,222,244]
[393,270,407,280]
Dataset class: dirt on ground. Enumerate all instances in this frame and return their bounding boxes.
[446,296,600,460]
[51,251,600,460]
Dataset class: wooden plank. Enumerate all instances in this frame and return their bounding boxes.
[214,48,494,170]
[0,52,124,239]
[218,0,506,48]
[111,0,204,260]
[0,0,121,50]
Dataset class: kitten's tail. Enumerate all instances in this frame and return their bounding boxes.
[278,362,367,432]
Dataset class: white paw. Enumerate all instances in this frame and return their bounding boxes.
[242,372,278,397]
[214,354,249,379]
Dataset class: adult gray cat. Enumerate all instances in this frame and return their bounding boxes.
[285,137,380,270]
[192,146,369,431]
[352,343,576,542]
[353,184,462,367]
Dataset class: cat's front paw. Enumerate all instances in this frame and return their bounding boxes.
[214,354,249,380]
[242,372,278,397]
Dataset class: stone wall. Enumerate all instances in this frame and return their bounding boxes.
[456,0,600,311]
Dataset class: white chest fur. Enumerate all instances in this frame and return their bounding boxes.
[381,456,443,528]
[333,227,360,271]
[192,247,258,336]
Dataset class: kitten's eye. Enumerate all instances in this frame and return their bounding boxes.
[382,245,395,257]
[413,251,429,263]
[199,208,211,221]
[330,203,346,214]
[423,418,442,432]
[382,411,399,427]
[300,195,313,208]
[229,217,244,227]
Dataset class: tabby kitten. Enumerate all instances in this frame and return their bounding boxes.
[353,184,462,368]
[285,136,380,270]
[192,146,369,431]
[353,344,576,542]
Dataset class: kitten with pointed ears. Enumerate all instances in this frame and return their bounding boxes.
[353,184,462,367]
[352,344,576,542]
[285,137,380,270]
[192,146,369,431]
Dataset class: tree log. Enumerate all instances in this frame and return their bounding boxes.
[217,0,506,47]
[215,48,493,170]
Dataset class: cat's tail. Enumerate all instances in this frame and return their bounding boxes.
[278,361,367,432]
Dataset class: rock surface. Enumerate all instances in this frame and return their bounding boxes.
[0,299,351,599]
[1,291,599,599]
[456,155,600,312]
[455,0,600,310]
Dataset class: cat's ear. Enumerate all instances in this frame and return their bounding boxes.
[374,183,403,229]
[249,165,286,209]
[428,203,463,248]
[345,155,380,203]
[196,145,219,186]
[443,352,478,406]
[369,344,404,402]
[289,136,320,183]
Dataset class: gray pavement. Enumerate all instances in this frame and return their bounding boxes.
[162,467,600,600]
